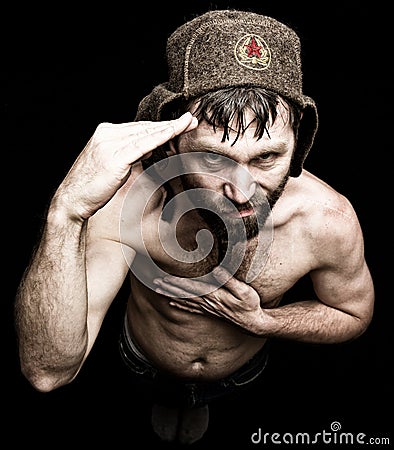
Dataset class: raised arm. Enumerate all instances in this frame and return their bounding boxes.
[14,113,198,392]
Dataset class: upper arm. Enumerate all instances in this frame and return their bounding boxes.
[83,163,160,343]
[83,182,136,356]
[309,197,375,331]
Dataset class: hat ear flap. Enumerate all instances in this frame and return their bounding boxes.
[135,83,183,121]
[137,84,185,173]
[290,99,318,177]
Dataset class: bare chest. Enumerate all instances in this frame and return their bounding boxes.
[133,210,312,304]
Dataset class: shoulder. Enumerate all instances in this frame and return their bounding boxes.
[296,170,357,219]
[276,170,358,223]
[275,170,364,265]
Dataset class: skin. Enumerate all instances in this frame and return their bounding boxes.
[15,104,375,393]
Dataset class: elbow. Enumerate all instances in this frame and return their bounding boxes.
[346,307,374,342]
[28,377,65,394]
[340,288,375,343]
[20,363,79,393]
[357,313,374,338]
[357,296,375,337]
[351,278,375,340]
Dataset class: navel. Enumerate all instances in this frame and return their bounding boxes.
[191,357,207,372]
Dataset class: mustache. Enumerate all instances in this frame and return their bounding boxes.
[217,192,269,215]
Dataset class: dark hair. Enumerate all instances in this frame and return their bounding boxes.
[143,85,302,170]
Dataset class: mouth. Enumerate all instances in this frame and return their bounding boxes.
[225,206,255,218]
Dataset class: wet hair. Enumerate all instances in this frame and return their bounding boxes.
[143,85,302,170]
[180,85,301,145]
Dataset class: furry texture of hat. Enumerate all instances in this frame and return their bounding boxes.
[135,9,318,177]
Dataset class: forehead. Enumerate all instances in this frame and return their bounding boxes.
[181,100,294,156]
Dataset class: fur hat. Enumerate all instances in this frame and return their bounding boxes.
[135,9,318,177]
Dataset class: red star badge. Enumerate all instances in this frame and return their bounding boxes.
[245,37,262,58]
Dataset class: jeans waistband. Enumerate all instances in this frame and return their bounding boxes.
[119,314,269,407]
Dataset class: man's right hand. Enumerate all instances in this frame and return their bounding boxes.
[52,112,197,221]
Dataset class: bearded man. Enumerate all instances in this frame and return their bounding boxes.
[15,9,374,445]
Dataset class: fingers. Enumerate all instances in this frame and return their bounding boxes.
[153,275,219,298]
[153,278,192,299]
[212,266,233,284]
[212,266,251,297]
[97,113,197,140]
[120,113,198,162]
[91,113,198,166]
[133,112,197,139]
[168,300,205,315]
[154,268,252,304]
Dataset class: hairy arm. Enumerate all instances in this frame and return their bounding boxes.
[14,113,198,392]
[15,208,129,392]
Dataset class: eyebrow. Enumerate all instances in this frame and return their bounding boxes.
[188,140,290,155]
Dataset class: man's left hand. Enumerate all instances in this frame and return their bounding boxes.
[153,267,264,335]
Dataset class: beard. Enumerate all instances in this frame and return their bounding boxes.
[180,172,290,263]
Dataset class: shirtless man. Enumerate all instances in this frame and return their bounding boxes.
[15,9,375,445]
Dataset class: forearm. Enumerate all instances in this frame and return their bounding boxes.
[258,300,367,344]
[15,206,89,391]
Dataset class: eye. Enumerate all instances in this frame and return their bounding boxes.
[200,152,232,172]
[204,152,225,168]
[203,152,223,164]
[252,152,277,167]
[259,152,274,160]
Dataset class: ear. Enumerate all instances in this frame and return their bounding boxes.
[167,139,177,156]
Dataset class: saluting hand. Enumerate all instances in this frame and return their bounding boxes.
[53,112,197,220]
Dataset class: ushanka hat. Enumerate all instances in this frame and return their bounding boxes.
[135,9,318,177]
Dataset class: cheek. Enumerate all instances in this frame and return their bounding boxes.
[188,174,223,190]
[250,161,291,189]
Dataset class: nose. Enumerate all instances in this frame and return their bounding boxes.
[223,165,256,204]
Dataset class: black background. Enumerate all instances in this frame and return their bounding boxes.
[4,1,392,448]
